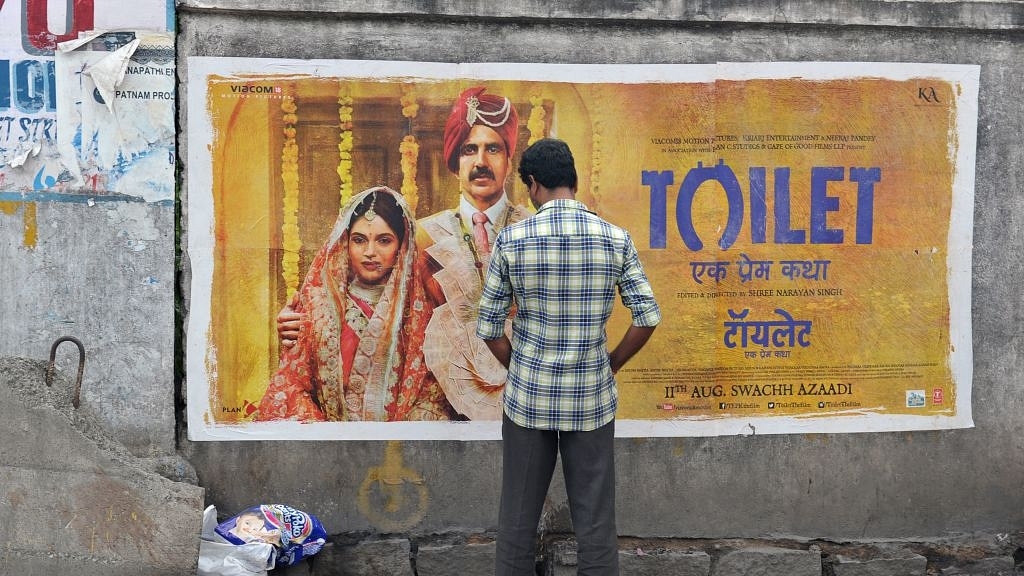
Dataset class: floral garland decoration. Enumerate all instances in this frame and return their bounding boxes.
[337,85,354,209]
[592,117,603,204]
[399,85,420,213]
[399,136,419,212]
[527,94,547,145]
[280,88,301,298]
[588,90,604,211]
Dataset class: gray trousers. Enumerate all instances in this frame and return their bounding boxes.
[495,415,618,576]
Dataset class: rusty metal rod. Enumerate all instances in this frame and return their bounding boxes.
[46,336,85,409]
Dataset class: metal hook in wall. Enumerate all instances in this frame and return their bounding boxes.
[46,336,85,409]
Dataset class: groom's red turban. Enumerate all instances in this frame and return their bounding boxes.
[442,87,519,174]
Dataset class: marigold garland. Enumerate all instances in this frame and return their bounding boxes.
[592,121,602,200]
[337,86,354,209]
[399,136,419,211]
[588,91,603,210]
[280,91,301,298]
[527,94,547,145]
[400,84,420,120]
[399,85,419,212]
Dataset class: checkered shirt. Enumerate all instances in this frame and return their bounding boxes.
[476,199,661,431]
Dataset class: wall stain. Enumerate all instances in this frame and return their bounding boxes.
[66,476,158,561]
[0,202,37,248]
[357,440,429,532]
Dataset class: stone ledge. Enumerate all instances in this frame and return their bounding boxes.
[938,555,1017,575]
[713,545,822,576]
[417,541,497,576]
[277,533,1024,576]
[285,539,412,576]
[834,550,928,576]
[0,358,204,575]
[176,0,1024,31]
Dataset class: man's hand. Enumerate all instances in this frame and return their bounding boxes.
[609,325,657,374]
[277,306,306,346]
[482,335,513,369]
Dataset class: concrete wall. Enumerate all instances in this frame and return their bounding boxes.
[0,199,176,457]
[178,0,1024,543]
[0,2,177,459]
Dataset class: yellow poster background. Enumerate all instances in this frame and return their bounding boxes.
[187,60,975,439]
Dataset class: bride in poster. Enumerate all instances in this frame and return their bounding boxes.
[257,186,455,422]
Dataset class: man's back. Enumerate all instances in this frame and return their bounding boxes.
[478,198,660,431]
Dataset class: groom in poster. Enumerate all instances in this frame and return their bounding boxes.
[416,86,530,420]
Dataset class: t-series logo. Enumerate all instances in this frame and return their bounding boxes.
[230,85,282,94]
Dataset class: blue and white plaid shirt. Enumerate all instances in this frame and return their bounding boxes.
[476,198,661,431]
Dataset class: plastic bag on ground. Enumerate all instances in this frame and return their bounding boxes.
[197,505,276,576]
[212,504,327,569]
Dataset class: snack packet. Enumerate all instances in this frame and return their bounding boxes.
[215,504,327,568]
[198,505,275,576]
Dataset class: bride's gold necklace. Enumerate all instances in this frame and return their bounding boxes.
[346,279,384,332]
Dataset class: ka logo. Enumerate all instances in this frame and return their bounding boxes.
[918,86,940,104]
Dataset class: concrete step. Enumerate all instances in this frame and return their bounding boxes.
[0,357,205,575]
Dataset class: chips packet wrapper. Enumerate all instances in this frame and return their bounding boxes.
[198,505,275,576]
[215,504,327,568]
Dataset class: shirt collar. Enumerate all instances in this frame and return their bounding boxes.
[459,192,509,225]
[535,198,591,214]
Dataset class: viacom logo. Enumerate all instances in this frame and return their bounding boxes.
[229,84,283,95]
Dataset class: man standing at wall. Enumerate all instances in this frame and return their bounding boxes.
[416,86,531,420]
[476,138,661,575]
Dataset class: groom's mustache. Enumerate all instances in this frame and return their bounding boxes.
[469,167,495,180]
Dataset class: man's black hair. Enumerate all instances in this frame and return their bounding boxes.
[518,138,578,190]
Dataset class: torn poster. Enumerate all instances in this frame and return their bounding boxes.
[0,0,173,197]
[55,31,175,202]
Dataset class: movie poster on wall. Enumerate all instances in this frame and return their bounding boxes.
[186,58,977,440]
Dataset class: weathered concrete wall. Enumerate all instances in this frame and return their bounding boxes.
[0,200,177,457]
[0,357,203,575]
[178,0,1024,551]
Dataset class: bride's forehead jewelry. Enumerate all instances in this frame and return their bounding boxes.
[364,192,377,221]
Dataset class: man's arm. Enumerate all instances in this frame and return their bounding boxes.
[608,324,657,375]
[476,238,514,366]
[482,335,512,369]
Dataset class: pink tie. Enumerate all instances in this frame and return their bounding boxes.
[472,212,491,257]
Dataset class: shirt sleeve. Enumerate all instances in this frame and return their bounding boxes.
[476,237,513,340]
[618,234,662,327]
